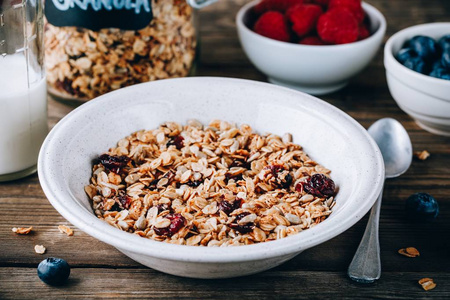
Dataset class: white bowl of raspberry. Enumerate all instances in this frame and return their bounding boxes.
[236,0,386,95]
[38,77,384,278]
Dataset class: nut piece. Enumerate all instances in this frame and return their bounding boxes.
[58,225,74,236]
[418,278,436,291]
[12,227,33,235]
[34,245,46,254]
[398,247,420,258]
[414,150,430,161]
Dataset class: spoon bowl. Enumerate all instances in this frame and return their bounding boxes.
[368,118,412,178]
[348,118,412,283]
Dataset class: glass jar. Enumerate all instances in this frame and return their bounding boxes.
[0,0,48,181]
[44,0,216,102]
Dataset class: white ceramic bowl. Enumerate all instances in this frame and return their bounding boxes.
[38,77,384,278]
[236,1,386,95]
[384,23,450,136]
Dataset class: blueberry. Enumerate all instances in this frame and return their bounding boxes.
[37,257,70,286]
[438,34,450,51]
[441,48,450,69]
[430,66,450,80]
[396,47,416,64]
[405,193,439,222]
[407,35,439,62]
[403,56,428,74]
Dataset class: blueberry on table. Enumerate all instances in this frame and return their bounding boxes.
[438,34,450,51]
[406,193,439,222]
[37,257,70,286]
[407,35,439,62]
[403,56,428,74]
[396,47,416,64]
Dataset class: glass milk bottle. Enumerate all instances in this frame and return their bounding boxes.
[0,0,48,181]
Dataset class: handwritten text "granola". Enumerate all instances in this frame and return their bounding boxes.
[51,0,151,14]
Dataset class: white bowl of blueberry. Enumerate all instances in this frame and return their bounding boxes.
[384,23,450,136]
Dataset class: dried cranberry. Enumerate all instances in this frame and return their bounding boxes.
[167,135,184,150]
[154,213,186,237]
[117,191,132,209]
[230,223,254,233]
[218,199,242,215]
[303,174,336,197]
[229,212,254,233]
[295,181,305,193]
[153,227,170,236]
[99,154,130,174]
[265,163,284,176]
[265,163,292,189]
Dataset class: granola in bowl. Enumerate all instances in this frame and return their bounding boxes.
[85,120,337,246]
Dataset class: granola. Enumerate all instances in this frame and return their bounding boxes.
[419,278,436,291]
[12,227,33,235]
[58,225,74,237]
[34,245,46,255]
[45,0,196,101]
[414,150,430,161]
[85,120,337,246]
[398,247,420,258]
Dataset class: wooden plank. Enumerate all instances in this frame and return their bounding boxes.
[0,268,448,299]
[1,191,449,272]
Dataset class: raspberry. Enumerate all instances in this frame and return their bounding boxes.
[254,0,304,14]
[299,36,326,45]
[328,0,365,23]
[317,8,359,44]
[358,23,370,40]
[286,4,323,37]
[253,11,291,42]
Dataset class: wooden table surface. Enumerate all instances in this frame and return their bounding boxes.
[1,0,450,299]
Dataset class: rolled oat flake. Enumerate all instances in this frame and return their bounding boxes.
[44,0,217,102]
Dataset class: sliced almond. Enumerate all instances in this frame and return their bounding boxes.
[418,278,436,291]
[398,247,420,258]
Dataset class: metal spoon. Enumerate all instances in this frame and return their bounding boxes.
[348,118,412,283]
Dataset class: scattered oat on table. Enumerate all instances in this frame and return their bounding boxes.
[414,150,430,161]
[85,120,338,247]
[34,245,46,255]
[58,225,74,236]
[12,227,33,235]
[398,247,420,258]
[419,278,436,291]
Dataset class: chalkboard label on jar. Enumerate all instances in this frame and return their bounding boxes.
[45,0,153,31]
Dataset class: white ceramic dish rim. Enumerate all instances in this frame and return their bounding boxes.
[38,77,384,263]
[236,0,387,50]
[384,22,450,89]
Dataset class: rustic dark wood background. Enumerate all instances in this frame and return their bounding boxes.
[1,0,450,298]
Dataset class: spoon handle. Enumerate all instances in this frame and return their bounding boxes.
[347,184,384,283]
